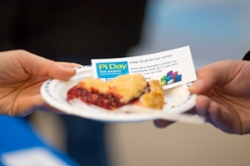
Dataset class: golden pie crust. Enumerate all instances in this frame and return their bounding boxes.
[74,74,164,110]
[139,79,165,109]
[77,74,147,102]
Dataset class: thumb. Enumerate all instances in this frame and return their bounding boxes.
[19,50,77,80]
[188,60,240,94]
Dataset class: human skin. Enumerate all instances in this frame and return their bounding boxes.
[0,50,77,116]
[154,60,250,134]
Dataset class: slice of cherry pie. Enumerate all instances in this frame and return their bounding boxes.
[67,74,164,110]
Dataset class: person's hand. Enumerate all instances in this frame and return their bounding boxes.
[154,60,250,134]
[0,50,77,116]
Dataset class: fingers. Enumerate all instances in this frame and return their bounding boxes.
[195,95,215,123]
[195,95,240,134]
[14,93,68,116]
[188,60,241,94]
[196,95,228,130]
[49,64,76,80]
[196,95,229,127]
[153,107,196,128]
[17,50,77,80]
[154,120,174,128]
[38,103,67,115]
[56,62,82,68]
[12,95,45,117]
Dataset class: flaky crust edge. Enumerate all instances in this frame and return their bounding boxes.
[137,80,165,110]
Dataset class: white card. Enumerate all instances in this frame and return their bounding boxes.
[91,46,196,89]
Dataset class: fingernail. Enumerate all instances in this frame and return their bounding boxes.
[189,79,203,90]
[66,68,76,73]
[60,66,76,73]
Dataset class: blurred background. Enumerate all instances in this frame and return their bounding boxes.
[130,0,250,67]
[1,0,250,166]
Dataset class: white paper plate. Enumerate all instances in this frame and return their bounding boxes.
[40,66,197,123]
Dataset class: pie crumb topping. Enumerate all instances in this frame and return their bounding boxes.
[77,74,147,102]
[67,74,165,110]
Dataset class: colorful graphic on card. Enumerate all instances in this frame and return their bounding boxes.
[160,70,182,86]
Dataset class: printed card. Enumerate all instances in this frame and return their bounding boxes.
[91,46,196,89]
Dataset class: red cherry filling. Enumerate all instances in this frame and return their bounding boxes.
[67,83,151,110]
